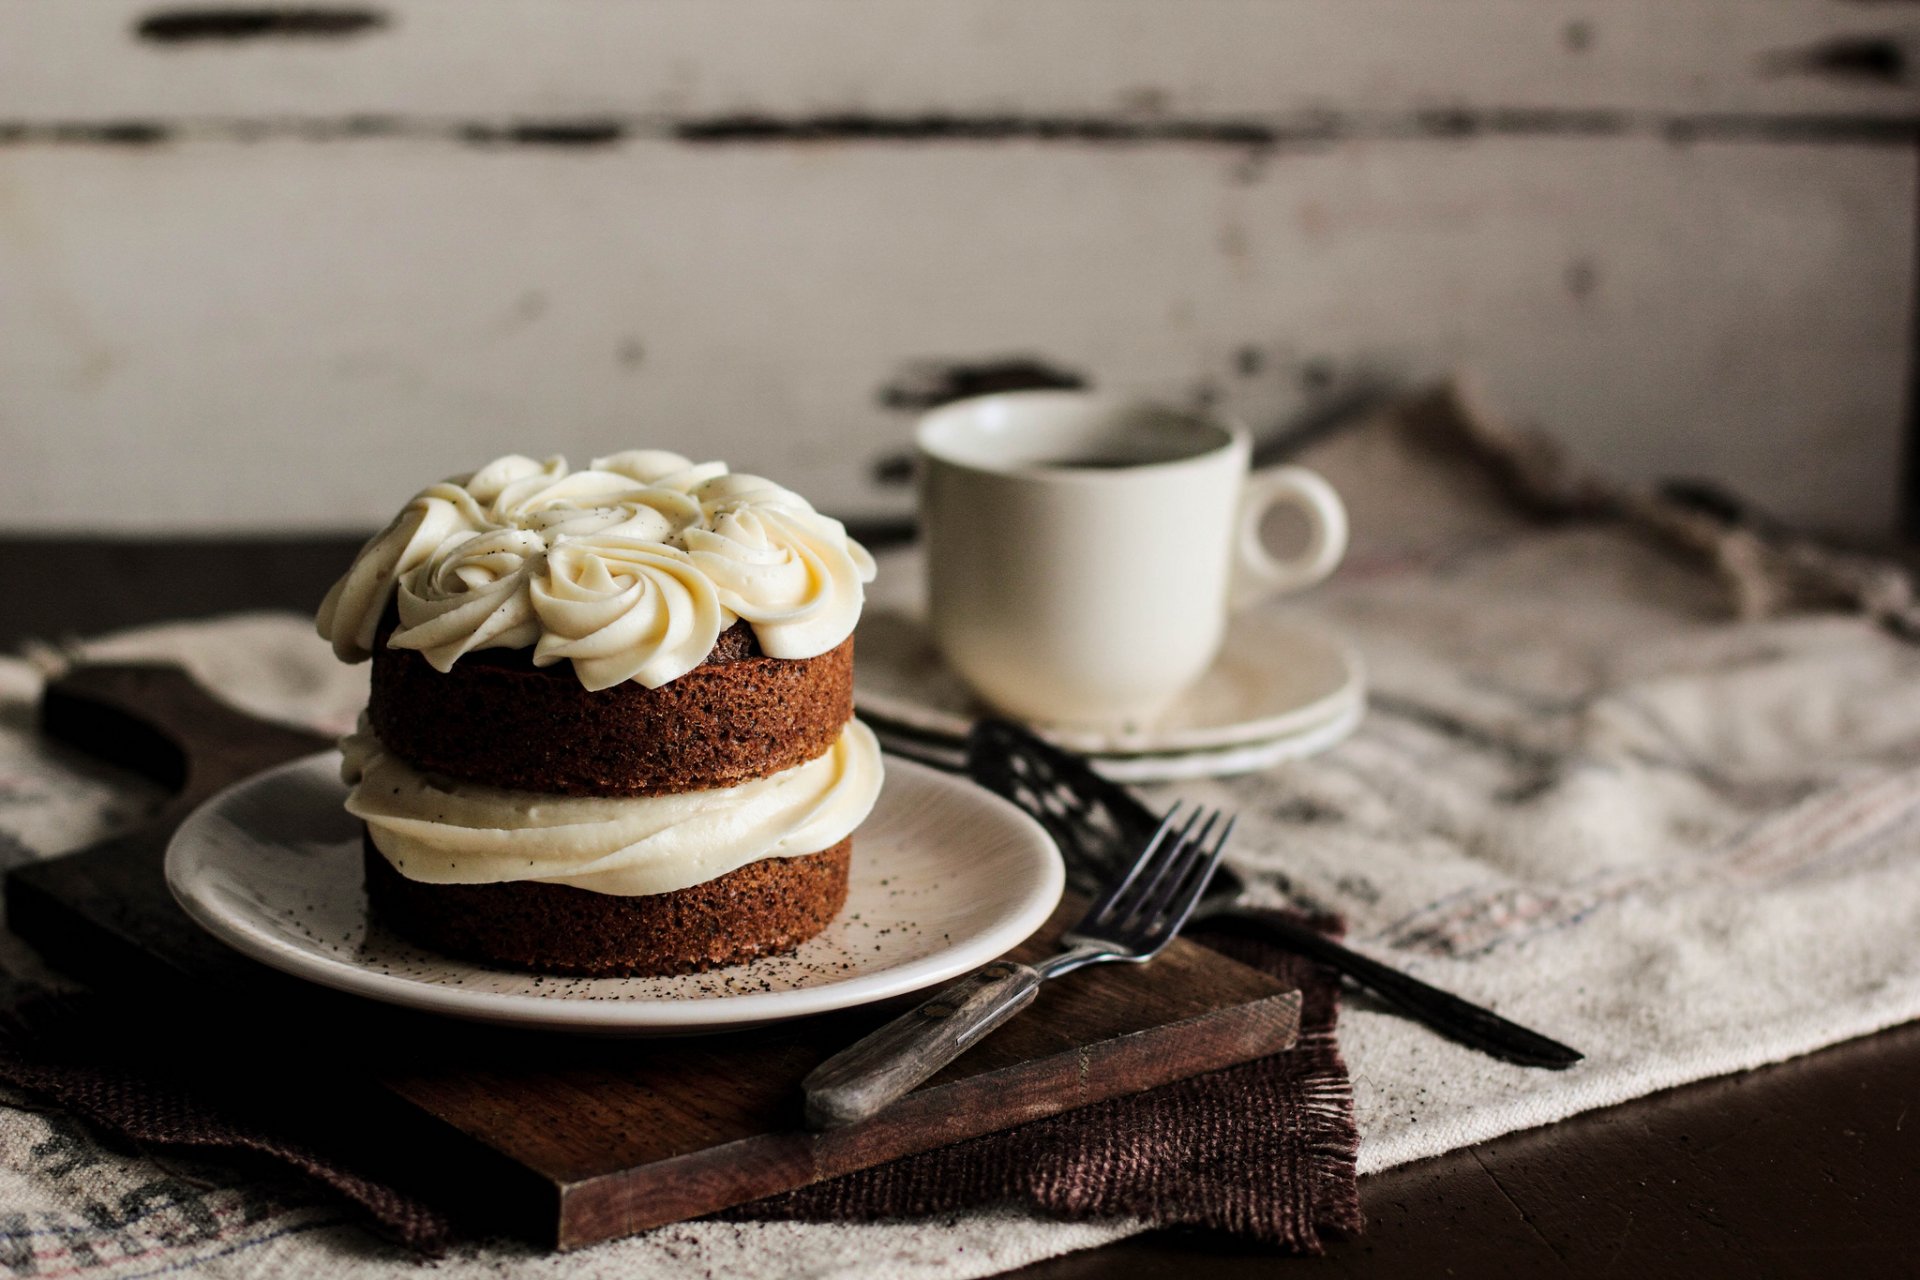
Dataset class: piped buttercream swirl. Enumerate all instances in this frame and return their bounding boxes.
[342,718,884,895]
[316,452,874,688]
[531,537,725,691]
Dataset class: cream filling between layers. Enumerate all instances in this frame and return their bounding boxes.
[341,719,883,897]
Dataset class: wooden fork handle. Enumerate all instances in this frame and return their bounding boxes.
[802,960,1044,1129]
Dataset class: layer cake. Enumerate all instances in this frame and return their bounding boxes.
[315,451,882,975]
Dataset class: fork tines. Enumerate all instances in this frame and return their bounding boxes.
[1075,802,1236,953]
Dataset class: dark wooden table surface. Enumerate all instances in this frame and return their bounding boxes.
[3,537,1917,1279]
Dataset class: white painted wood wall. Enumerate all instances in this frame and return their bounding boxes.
[2,1,1916,535]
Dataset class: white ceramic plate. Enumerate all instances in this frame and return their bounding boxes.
[165,751,1065,1035]
[855,608,1366,757]
[870,693,1365,783]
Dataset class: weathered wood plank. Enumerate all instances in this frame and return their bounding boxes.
[0,136,1907,535]
[1,0,1916,124]
[8,662,1303,1251]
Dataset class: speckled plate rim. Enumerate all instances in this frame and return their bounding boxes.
[164,751,1065,1034]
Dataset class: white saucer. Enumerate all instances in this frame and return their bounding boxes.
[854,609,1366,759]
[871,694,1364,783]
[165,751,1065,1036]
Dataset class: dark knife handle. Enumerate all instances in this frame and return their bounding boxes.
[1205,905,1583,1069]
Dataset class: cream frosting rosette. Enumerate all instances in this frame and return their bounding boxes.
[389,528,545,670]
[316,482,491,662]
[593,449,731,492]
[529,536,726,690]
[460,453,562,507]
[316,450,875,688]
[684,497,877,660]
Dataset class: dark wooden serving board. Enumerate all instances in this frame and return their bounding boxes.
[5,664,1302,1250]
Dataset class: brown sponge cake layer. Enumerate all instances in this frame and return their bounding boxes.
[369,620,853,796]
[364,834,851,976]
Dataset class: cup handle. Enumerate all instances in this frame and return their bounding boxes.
[1232,466,1349,607]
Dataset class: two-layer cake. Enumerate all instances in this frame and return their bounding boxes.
[315,451,883,975]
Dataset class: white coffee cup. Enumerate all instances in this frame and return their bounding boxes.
[915,390,1348,728]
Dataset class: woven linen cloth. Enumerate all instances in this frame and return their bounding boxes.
[3,387,1920,1275]
[0,641,1356,1268]
[0,919,1358,1262]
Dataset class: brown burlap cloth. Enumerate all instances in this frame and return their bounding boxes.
[0,918,1359,1257]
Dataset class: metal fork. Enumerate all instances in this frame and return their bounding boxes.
[966,718,1583,1069]
[802,803,1235,1129]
